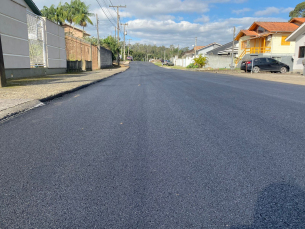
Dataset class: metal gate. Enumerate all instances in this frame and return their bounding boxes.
[27,11,46,68]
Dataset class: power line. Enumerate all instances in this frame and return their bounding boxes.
[100,0,117,24]
[95,0,116,27]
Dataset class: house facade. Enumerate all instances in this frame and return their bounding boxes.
[286,20,305,72]
[234,19,305,70]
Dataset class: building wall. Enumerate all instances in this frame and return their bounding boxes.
[0,0,31,69]
[205,55,232,69]
[92,45,99,70]
[1,0,67,78]
[291,34,305,72]
[65,35,92,61]
[100,46,112,68]
[238,36,251,55]
[271,33,295,54]
[45,19,66,68]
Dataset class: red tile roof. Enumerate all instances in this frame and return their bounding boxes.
[194,46,206,51]
[235,30,258,40]
[289,18,305,24]
[249,22,299,32]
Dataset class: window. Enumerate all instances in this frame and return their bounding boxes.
[299,46,305,58]
[257,26,266,34]
[281,36,290,46]
[267,58,277,64]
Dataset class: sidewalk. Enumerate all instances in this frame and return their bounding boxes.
[158,64,305,86]
[0,63,129,120]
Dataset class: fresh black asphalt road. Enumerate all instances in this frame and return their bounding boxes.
[1,62,305,228]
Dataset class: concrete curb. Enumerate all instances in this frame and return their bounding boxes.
[0,100,43,122]
[0,67,129,122]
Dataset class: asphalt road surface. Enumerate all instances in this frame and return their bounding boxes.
[1,62,305,228]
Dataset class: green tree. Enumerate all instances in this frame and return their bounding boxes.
[193,54,208,68]
[289,2,305,18]
[101,36,120,61]
[72,0,94,36]
[41,3,66,25]
[41,5,57,23]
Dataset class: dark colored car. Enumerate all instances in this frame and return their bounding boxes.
[241,58,289,73]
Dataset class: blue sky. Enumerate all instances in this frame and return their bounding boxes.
[33,0,301,49]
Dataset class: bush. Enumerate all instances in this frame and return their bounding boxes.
[186,63,199,68]
[193,54,208,68]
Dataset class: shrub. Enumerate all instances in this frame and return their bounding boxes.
[186,63,199,68]
[193,54,208,68]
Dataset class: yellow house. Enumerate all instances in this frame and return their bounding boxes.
[235,18,305,66]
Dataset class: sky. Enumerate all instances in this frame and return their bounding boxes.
[33,0,301,49]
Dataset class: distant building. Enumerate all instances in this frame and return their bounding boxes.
[62,24,90,38]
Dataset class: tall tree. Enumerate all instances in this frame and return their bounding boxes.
[289,2,305,18]
[72,0,94,36]
[41,3,66,25]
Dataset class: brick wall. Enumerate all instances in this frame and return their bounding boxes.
[65,35,91,61]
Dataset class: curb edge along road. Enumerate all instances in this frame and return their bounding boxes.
[0,67,129,123]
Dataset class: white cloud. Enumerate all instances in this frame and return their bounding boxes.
[282,7,294,13]
[127,17,286,47]
[255,7,280,16]
[232,8,251,15]
[194,15,210,23]
[155,15,176,21]
[254,7,294,16]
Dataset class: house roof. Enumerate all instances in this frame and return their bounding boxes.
[248,21,299,33]
[194,46,206,51]
[206,42,232,55]
[24,0,42,16]
[62,24,91,37]
[235,30,258,40]
[286,22,305,41]
[289,18,305,25]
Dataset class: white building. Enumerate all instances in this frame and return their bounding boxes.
[286,21,305,73]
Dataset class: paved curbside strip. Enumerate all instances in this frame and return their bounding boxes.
[0,66,129,122]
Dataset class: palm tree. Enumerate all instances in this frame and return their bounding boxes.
[41,5,57,23]
[41,3,66,25]
[55,2,67,25]
[72,0,94,37]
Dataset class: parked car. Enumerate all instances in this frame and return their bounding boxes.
[127,56,133,61]
[241,58,289,73]
[162,60,174,66]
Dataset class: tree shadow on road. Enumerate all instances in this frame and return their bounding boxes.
[231,182,305,229]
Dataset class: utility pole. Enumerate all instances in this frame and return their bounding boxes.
[115,27,116,40]
[195,37,197,57]
[231,26,236,70]
[96,14,101,69]
[121,23,128,61]
[164,50,165,61]
[109,5,126,64]
[127,39,132,56]
[0,34,6,87]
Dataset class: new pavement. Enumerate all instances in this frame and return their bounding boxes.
[1,62,305,228]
